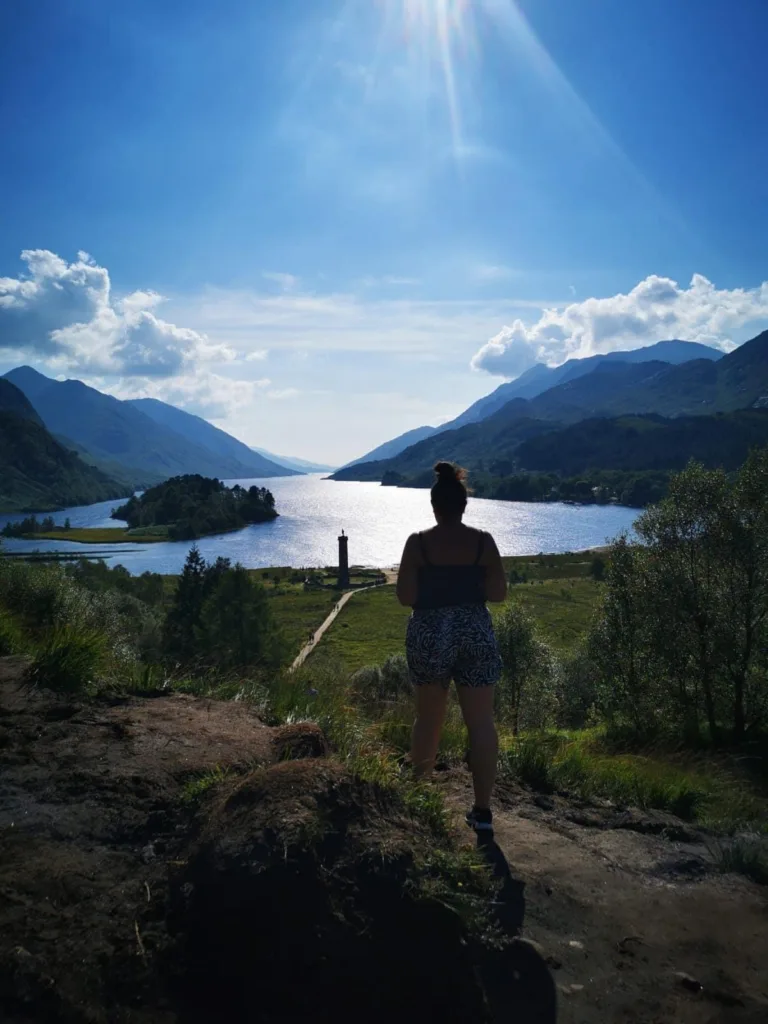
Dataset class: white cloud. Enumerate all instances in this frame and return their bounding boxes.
[105,373,271,421]
[0,250,230,377]
[471,273,768,378]
[266,387,299,400]
[245,349,269,361]
[474,264,519,282]
[262,271,299,291]
[167,287,551,359]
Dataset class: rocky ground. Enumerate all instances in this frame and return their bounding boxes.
[1,656,766,1023]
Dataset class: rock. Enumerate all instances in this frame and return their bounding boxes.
[271,722,329,761]
[534,795,555,811]
[568,939,585,951]
[674,971,703,994]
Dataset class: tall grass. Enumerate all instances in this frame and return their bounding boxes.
[25,624,106,694]
[0,608,24,656]
[709,837,768,885]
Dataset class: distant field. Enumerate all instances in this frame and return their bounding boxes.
[311,586,411,672]
[502,578,602,653]
[310,573,603,670]
[33,528,169,544]
[501,550,603,581]
[267,589,338,657]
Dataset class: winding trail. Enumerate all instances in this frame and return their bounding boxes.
[290,568,399,671]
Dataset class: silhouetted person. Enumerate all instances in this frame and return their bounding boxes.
[397,461,507,830]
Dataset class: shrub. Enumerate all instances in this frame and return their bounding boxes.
[0,608,23,656]
[25,624,106,694]
[710,837,768,885]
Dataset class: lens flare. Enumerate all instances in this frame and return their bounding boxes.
[388,0,475,149]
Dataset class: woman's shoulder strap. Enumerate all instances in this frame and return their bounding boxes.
[474,530,486,565]
[418,531,431,565]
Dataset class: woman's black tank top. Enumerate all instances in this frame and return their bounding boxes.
[413,532,486,610]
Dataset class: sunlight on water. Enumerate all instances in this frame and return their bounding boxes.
[0,475,638,574]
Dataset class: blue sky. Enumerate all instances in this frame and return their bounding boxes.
[1,0,767,462]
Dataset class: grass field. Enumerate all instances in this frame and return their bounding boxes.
[507,578,601,653]
[267,589,339,656]
[33,528,170,544]
[311,586,411,671]
[310,575,602,671]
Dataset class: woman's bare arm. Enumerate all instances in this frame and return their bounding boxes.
[396,533,421,607]
[482,532,507,603]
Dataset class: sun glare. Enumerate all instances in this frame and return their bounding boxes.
[387,0,475,148]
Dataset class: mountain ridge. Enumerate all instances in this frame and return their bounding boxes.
[4,367,296,483]
[0,378,126,512]
[332,330,768,483]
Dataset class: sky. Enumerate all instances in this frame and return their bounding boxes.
[1,0,767,464]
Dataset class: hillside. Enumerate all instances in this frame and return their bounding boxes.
[445,339,722,430]
[0,379,125,512]
[4,367,294,482]
[334,330,768,483]
[128,398,295,477]
[251,448,337,473]
[516,409,768,475]
[342,424,438,468]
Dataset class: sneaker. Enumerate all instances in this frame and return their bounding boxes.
[465,806,493,832]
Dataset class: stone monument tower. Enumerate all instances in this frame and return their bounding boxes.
[338,529,350,588]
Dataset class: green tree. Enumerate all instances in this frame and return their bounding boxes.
[162,546,211,664]
[199,565,283,670]
[494,600,557,734]
[587,452,768,742]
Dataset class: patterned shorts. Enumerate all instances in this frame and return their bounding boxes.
[406,604,502,689]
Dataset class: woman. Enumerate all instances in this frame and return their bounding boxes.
[396,461,507,831]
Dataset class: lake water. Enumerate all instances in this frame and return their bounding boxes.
[0,475,639,574]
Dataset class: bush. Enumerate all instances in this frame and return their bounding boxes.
[0,608,23,656]
[711,837,768,885]
[25,624,106,694]
[495,600,559,733]
[351,654,411,705]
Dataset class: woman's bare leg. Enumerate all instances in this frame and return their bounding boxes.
[411,683,449,777]
[456,686,498,808]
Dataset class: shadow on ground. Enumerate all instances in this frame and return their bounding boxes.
[475,831,557,1023]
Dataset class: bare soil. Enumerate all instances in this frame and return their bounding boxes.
[1,656,766,1023]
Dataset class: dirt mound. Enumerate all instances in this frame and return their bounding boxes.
[0,664,513,1023]
[164,760,493,1023]
[2,658,767,1023]
[270,722,329,761]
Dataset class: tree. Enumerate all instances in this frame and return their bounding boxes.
[199,565,283,670]
[587,453,768,742]
[494,600,557,734]
[162,546,210,664]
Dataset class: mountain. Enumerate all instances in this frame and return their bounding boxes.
[342,425,438,468]
[515,409,768,476]
[250,448,337,473]
[127,398,295,478]
[332,330,768,483]
[0,377,44,425]
[0,379,125,512]
[4,368,295,482]
[442,340,722,430]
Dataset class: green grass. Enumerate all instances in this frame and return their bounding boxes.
[267,588,339,658]
[501,578,602,653]
[180,765,232,802]
[33,528,170,544]
[498,729,768,832]
[25,623,106,694]
[311,585,412,672]
[312,576,601,670]
[710,837,768,885]
[501,550,602,581]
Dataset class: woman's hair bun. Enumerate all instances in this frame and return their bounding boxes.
[434,461,466,483]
